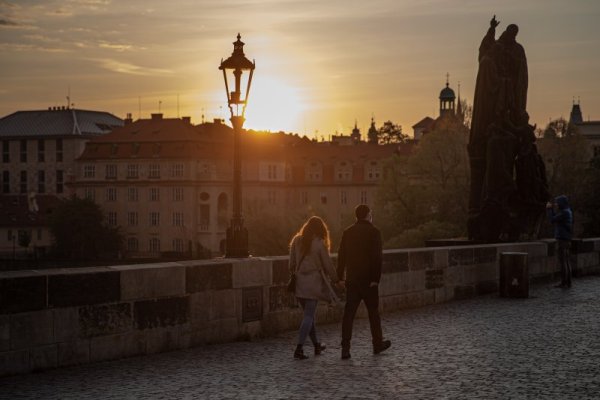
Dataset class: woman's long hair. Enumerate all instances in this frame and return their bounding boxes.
[290,216,331,256]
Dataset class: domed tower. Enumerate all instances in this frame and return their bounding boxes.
[439,73,456,117]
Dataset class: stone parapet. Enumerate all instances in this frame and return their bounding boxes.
[1,238,599,376]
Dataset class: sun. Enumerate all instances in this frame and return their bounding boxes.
[243,76,305,133]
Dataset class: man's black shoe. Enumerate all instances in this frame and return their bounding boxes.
[341,348,351,360]
[373,340,391,354]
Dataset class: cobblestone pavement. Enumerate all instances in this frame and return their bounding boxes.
[2,277,600,400]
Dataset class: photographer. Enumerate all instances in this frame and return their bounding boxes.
[546,195,573,288]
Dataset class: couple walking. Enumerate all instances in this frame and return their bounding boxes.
[288,204,391,360]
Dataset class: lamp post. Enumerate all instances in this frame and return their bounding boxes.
[219,33,255,258]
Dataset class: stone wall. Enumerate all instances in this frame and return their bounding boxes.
[2,239,599,376]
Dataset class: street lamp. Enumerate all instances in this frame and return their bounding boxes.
[219,33,255,258]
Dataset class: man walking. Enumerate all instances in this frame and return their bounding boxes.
[547,195,573,288]
[337,204,391,359]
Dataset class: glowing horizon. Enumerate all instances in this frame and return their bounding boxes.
[1,0,599,139]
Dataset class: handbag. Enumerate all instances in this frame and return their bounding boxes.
[286,253,305,293]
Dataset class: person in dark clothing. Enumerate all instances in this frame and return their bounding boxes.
[337,204,391,359]
[547,195,573,288]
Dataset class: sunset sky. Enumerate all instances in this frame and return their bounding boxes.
[1,0,599,138]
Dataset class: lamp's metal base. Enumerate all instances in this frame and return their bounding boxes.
[225,225,249,258]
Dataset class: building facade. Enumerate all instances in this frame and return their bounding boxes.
[73,114,407,257]
[0,107,123,256]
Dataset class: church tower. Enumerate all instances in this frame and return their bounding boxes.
[351,120,361,143]
[368,117,378,144]
[439,73,456,117]
[569,98,583,125]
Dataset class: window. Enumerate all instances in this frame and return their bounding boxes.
[105,164,117,179]
[171,163,184,177]
[267,164,277,180]
[200,204,209,230]
[83,165,95,179]
[360,190,368,204]
[301,191,308,205]
[336,161,352,182]
[149,238,160,253]
[320,193,327,205]
[366,161,382,181]
[594,146,600,158]
[127,187,138,202]
[38,170,45,193]
[106,187,117,201]
[172,238,184,253]
[20,171,27,193]
[341,190,347,205]
[173,187,184,201]
[56,170,64,194]
[37,229,42,241]
[127,237,139,252]
[107,212,117,226]
[149,187,160,201]
[150,212,160,227]
[127,212,138,226]
[173,212,184,227]
[149,163,160,179]
[200,163,210,175]
[20,140,27,163]
[2,141,9,163]
[2,171,9,194]
[306,162,322,182]
[126,164,139,179]
[56,139,63,162]
[37,140,45,162]
[84,188,95,200]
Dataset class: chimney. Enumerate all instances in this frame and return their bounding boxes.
[182,116,191,124]
[151,113,163,121]
[125,113,133,125]
[214,118,222,124]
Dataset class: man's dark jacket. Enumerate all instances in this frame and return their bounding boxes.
[547,195,573,241]
[337,220,382,286]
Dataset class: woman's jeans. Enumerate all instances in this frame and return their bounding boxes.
[297,298,319,346]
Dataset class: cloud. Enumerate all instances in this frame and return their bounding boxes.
[23,34,60,43]
[0,42,69,52]
[0,18,17,26]
[96,58,172,75]
[47,8,73,17]
[99,42,137,52]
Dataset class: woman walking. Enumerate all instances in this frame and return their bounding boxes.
[289,216,340,360]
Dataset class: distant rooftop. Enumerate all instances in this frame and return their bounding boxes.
[0,108,123,138]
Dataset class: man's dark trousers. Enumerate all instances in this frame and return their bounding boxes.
[558,239,572,286]
[341,283,382,348]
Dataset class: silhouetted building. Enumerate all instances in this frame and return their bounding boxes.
[368,117,378,144]
[412,76,464,140]
[0,107,123,197]
[72,115,409,257]
[0,107,123,256]
[0,194,61,257]
[569,100,600,158]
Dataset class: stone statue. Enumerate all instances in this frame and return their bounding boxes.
[468,16,549,242]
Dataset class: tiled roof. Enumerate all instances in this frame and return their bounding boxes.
[412,117,435,129]
[0,195,62,227]
[0,108,123,138]
[77,115,411,164]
